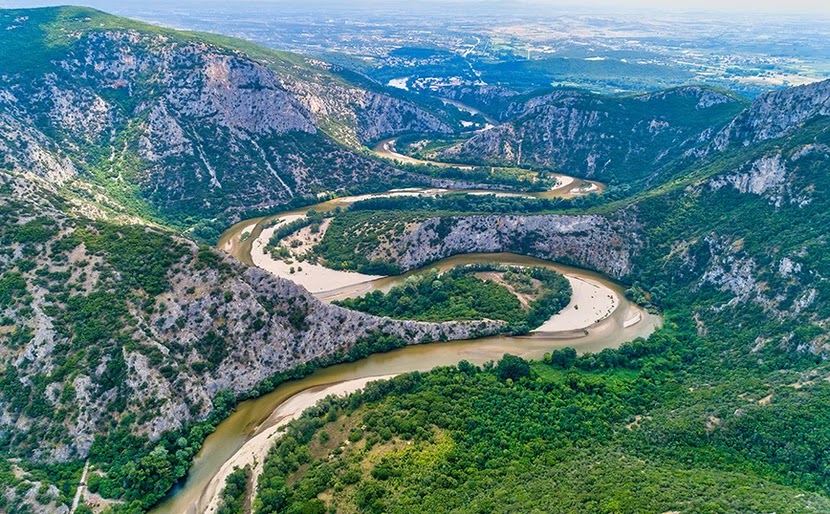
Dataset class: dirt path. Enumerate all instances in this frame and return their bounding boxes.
[69,460,89,514]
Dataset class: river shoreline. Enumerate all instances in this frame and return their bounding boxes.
[199,375,399,514]
[371,137,605,198]
[154,189,661,514]
[152,290,659,514]
[250,217,624,333]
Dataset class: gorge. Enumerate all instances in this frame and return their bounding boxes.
[2,5,830,514]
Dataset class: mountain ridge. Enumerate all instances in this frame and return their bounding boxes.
[0,6,462,239]
[433,84,749,187]
[2,6,830,514]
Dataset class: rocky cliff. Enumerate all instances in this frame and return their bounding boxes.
[322,118,830,353]
[713,79,830,150]
[0,7,457,234]
[0,171,501,463]
[435,86,746,186]
[358,212,641,279]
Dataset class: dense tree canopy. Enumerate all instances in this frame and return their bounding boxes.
[334,264,572,332]
[251,324,830,513]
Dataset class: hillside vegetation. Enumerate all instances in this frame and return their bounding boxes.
[245,80,830,513]
[2,5,830,514]
[252,344,830,514]
[334,264,572,333]
[0,7,463,240]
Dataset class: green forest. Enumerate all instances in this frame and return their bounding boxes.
[3,5,830,514]
[237,108,830,514]
[334,264,572,333]
[251,319,830,513]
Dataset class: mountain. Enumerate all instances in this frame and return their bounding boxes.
[269,81,830,514]
[3,5,830,514]
[435,81,830,194]
[0,167,501,510]
[0,7,461,240]
[712,79,830,149]
[434,86,747,187]
[320,84,830,353]
[0,7,505,511]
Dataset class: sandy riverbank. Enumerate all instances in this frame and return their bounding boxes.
[623,310,643,328]
[201,375,398,514]
[534,276,619,332]
[251,217,385,293]
[467,191,535,198]
[221,220,257,255]
[375,139,474,169]
[377,140,425,166]
[337,188,449,204]
[572,182,599,195]
[252,221,627,333]
[465,175,574,198]
[553,175,575,190]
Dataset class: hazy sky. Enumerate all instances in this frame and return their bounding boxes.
[2,0,830,15]
[520,0,829,13]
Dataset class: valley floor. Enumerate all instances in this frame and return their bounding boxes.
[200,375,398,514]
[249,214,628,333]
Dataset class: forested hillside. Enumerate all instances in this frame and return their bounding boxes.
[334,265,572,333]
[0,170,499,512]
[2,5,830,514]
[435,86,747,187]
[0,7,463,240]
[252,346,830,513]
[247,83,830,514]
[314,88,830,358]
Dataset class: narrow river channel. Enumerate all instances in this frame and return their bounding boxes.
[371,138,604,198]
[152,187,658,514]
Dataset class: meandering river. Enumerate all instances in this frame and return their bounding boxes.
[152,186,658,514]
[372,138,604,198]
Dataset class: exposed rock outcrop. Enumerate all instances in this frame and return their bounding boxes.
[0,173,502,462]
[352,210,642,280]
[0,19,456,227]
[707,152,814,208]
[436,86,745,185]
[713,79,830,149]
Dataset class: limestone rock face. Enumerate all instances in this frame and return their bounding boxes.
[0,29,454,225]
[0,172,501,462]
[0,91,77,183]
[349,210,642,280]
[435,86,745,185]
[707,152,815,209]
[713,79,830,149]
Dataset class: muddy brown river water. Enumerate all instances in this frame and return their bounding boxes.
[152,189,658,514]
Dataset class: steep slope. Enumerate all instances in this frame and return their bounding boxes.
[320,209,641,278]
[0,170,501,510]
[317,116,830,355]
[435,86,747,187]
[713,78,830,149]
[265,99,830,514]
[0,7,458,239]
[3,7,830,514]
